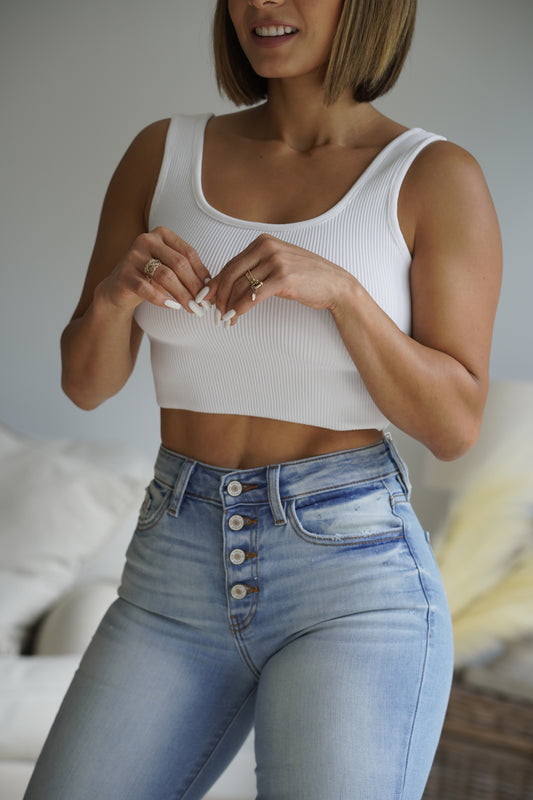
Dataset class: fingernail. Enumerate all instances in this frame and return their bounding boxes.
[188,300,205,317]
[222,309,236,329]
[163,299,181,310]
[195,286,210,304]
[204,277,211,285]
[195,285,213,311]
[214,308,222,326]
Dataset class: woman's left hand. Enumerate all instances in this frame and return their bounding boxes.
[204,234,354,324]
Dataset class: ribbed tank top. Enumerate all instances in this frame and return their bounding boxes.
[134,113,444,431]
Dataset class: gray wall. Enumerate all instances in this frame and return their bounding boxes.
[1,0,532,464]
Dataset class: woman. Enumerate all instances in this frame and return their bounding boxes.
[25,0,502,798]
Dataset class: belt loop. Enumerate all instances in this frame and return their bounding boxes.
[385,432,412,500]
[168,458,195,517]
[267,465,287,525]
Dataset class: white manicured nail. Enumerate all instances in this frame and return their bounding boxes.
[195,286,210,303]
[204,277,211,285]
[214,308,222,326]
[195,285,213,311]
[222,309,236,329]
[188,300,205,317]
[163,299,181,310]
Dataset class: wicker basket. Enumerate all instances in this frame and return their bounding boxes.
[423,677,533,799]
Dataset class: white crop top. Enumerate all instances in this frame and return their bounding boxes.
[134,113,445,431]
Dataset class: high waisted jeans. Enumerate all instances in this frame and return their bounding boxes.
[25,437,454,800]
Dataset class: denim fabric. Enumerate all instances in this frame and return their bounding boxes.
[25,438,454,800]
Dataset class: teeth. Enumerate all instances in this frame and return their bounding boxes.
[255,25,297,38]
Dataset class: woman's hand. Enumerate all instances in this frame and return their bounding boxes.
[205,234,354,324]
[61,120,214,409]
[98,226,211,315]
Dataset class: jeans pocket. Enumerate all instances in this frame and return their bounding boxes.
[136,477,173,532]
[287,480,404,546]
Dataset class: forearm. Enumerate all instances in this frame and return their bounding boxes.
[330,279,485,460]
[61,282,140,410]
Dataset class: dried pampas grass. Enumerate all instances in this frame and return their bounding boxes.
[452,552,533,667]
[434,425,533,667]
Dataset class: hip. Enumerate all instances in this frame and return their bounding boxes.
[119,437,451,649]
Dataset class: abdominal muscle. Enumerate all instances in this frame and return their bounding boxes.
[160,408,383,470]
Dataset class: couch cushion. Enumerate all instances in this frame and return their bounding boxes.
[0,760,35,800]
[0,655,79,759]
[33,580,119,656]
[0,424,146,654]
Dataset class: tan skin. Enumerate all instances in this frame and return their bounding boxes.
[61,0,502,469]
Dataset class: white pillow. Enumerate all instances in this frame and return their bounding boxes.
[0,655,79,759]
[34,580,119,656]
[78,507,141,582]
[0,424,146,654]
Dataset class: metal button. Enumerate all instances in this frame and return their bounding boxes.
[228,514,244,531]
[227,480,243,497]
[230,548,246,566]
[231,584,248,600]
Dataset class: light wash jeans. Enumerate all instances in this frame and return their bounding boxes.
[25,437,453,800]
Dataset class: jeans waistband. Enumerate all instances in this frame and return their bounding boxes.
[152,435,411,525]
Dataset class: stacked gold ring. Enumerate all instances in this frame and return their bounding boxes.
[144,259,162,280]
[245,270,264,301]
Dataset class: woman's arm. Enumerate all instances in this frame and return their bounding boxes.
[208,142,502,460]
[61,120,210,410]
[330,142,502,460]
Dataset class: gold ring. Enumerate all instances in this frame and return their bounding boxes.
[144,259,162,280]
[245,270,264,302]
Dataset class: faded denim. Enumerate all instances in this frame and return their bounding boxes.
[25,437,454,800]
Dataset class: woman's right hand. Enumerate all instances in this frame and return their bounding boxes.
[61,120,212,409]
[98,226,211,315]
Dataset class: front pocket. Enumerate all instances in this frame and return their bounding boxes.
[136,477,173,531]
[287,480,404,546]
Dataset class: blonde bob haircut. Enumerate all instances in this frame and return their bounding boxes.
[213,0,417,106]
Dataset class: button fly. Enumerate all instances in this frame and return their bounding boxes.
[229,548,246,565]
[228,514,244,531]
[231,584,248,600]
[227,480,243,497]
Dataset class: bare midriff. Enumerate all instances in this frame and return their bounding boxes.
[160,408,383,470]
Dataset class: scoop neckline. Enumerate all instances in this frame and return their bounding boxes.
[191,114,420,231]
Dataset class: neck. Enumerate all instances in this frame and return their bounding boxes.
[252,79,381,152]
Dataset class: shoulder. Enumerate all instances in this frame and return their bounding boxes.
[112,118,172,183]
[403,138,490,209]
[92,119,172,220]
[401,138,497,237]
[105,119,170,222]
[123,118,172,168]
[129,113,215,164]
